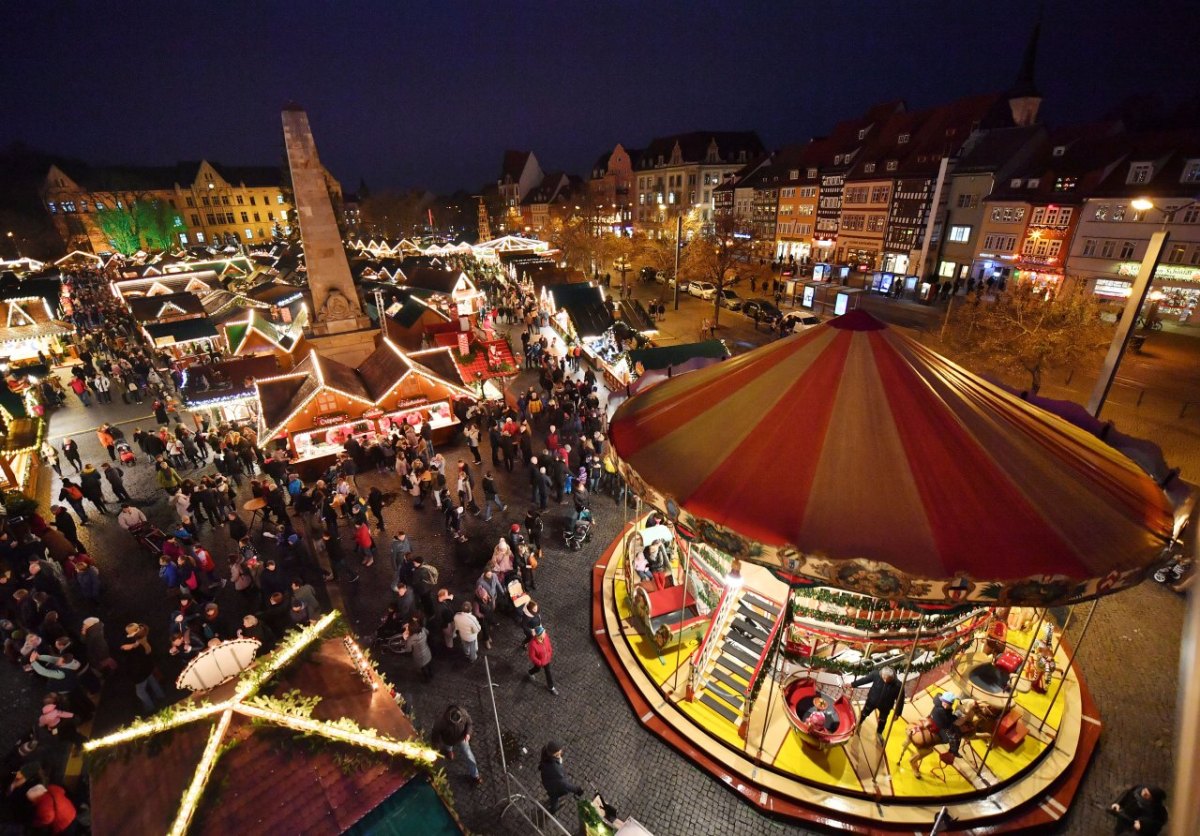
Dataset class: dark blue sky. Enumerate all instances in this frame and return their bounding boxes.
[3,0,1192,194]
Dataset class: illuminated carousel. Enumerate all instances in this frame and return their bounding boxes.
[591,311,1188,832]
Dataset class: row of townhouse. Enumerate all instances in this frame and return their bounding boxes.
[38,160,343,254]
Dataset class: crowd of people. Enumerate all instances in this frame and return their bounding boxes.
[1,261,635,828]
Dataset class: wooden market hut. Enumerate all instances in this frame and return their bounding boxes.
[255,340,477,470]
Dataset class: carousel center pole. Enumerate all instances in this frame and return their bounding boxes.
[1037,600,1098,733]
[979,607,1049,778]
[871,617,925,785]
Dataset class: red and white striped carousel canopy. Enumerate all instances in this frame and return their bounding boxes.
[608,310,1176,605]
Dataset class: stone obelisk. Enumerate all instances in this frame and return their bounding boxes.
[282,104,377,366]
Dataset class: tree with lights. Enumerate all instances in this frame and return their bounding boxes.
[939,281,1112,394]
[679,213,757,329]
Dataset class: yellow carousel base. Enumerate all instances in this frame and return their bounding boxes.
[592,523,1102,833]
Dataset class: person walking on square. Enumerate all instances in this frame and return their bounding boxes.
[539,740,582,814]
[1108,785,1167,835]
[481,471,506,521]
[453,600,482,662]
[526,624,557,695]
[432,705,483,786]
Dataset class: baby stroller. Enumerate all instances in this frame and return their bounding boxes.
[117,441,137,466]
[564,508,594,551]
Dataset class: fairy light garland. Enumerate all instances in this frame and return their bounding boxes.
[84,610,439,833]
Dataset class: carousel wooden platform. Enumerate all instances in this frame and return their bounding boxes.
[591,522,1102,833]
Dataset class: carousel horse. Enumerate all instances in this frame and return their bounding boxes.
[898,699,1000,777]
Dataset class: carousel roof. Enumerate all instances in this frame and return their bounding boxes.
[608,310,1177,605]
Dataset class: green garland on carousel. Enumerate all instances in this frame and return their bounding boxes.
[781,637,971,678]
[789,603,965,633]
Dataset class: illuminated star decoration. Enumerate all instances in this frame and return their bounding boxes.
[83,611,438,836]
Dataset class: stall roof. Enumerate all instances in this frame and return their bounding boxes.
[182,355,281,407]
[627,340,730,370]
[409,347,467,387]
[88,629,449,836]
[401,266,465,295]
[128,291,207,322]
[617,299,656,333]
[257,372,319,433]
[143,318,219,344]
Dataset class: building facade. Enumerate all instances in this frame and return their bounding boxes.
[934,126,1045,283]
[632,132,765,229]
[1065,132,1200,321]
[41,160,304,253]
[587,144,636,234]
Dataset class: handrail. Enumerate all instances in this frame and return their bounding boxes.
[689,585,741,696]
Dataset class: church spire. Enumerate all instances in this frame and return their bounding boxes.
[1007,10,1043,126]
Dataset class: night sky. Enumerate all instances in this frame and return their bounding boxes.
[3,0,1192,194]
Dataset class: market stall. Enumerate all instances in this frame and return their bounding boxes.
[593,310,1186,832]
[255,340,476,473]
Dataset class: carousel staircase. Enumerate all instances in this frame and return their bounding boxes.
[693,589,784,725]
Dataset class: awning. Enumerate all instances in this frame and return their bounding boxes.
[608,310,1176,606]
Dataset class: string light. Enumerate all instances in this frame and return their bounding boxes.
[167,708,233,836]
[86,609,440,833]
[343,636,379,691]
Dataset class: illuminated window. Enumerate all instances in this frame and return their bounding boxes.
[196,232,205,242]
[1127,162,1153,184]
[938,261,956,277]
[47,201,57,213]
[949,225,971,242]
[315,391,338,413]
[864,163,876,173]
[245,228,254,239]
[886,160,897,171]
[1183,160,1200,183]
[95,200,106,211]
[1112,205,1126,221]
[277,194,284,204]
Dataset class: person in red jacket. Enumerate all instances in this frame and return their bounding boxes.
[526,625,557,695]
[26,782,78,834]
[354,521,376,567]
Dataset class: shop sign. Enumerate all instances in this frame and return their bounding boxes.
[394,397,429,410]
[315,411,350,426]
[362,407,384,419]
[457,332,470,355]
[1116,262,1200,282]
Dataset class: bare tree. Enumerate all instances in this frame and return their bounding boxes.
[938,281,1113,394]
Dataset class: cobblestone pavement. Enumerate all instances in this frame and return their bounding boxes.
[5,300,1196,833]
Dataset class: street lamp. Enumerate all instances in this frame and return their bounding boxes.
[1086,196,1197,416]
[614,255,632,299]
[5,231,19,260]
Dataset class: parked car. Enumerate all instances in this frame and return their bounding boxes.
[742,298,782,321]
[717,289,743,310]
[688,281,716,299]
[781,311,823,333]
[669,276,689,291]
[640,266,660,283]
